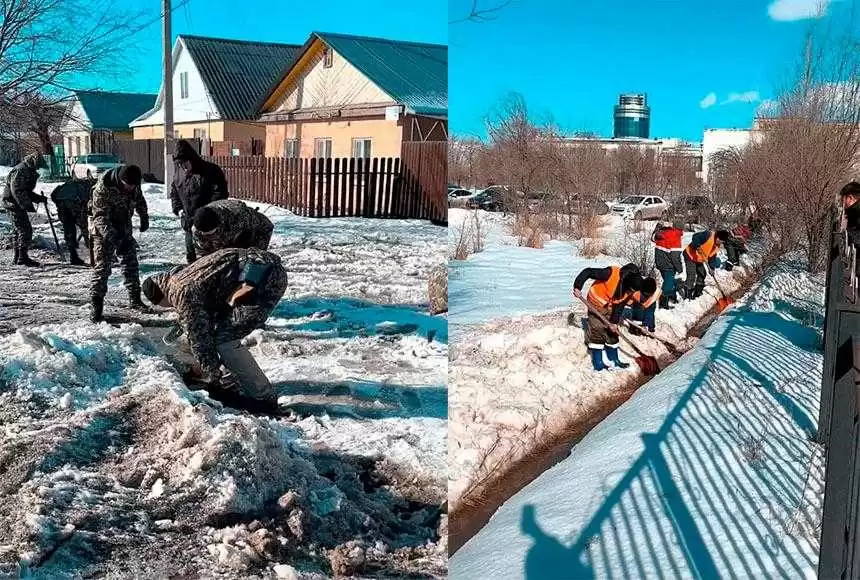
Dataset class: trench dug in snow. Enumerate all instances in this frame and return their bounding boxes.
[448,272,759,556]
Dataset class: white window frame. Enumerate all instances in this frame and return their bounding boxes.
[351,137,372,159]
[323,48,333,68]
[193,128,207,140]
[314,137,332,159]
[180,72,189,99]
[284,138,299,159]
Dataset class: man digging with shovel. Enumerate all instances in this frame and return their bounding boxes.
[573,263,644,371]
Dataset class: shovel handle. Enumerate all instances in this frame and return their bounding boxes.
[577,296,648,357]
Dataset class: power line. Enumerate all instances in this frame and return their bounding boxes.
[126,0,193,41]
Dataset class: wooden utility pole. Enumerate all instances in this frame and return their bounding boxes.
[163,0,174,192]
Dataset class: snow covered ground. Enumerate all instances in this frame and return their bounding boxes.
[448,208,758,511]
[0,181,447,578]
[451,260,824,578]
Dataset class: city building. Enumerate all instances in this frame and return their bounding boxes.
[613,93,651,139]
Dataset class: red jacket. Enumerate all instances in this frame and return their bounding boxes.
[653,226,683,251]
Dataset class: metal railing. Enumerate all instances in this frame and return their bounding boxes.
[817,226,860,579]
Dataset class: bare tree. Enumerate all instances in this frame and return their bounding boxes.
[449,0,512,24]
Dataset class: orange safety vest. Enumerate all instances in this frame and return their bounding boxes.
[632,289,661,309]
[587,266,632,308]
[685,232,718,263]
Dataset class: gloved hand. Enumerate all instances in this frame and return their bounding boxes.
[139,215,149,232]
[627,324,643,336]
[724,261,734,272]
[31,193,47,204]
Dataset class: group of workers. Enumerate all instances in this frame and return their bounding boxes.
[574,222,749,372]
[2,141,285,404]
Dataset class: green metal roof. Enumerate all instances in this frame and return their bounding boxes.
[314,32,447,117]
[75,91,157,130]
[181,35,302,120]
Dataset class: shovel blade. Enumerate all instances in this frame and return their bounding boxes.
[634,356,660,376]
[716,297,735,312]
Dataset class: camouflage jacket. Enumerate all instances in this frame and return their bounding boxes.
[88,168,148,241]
[2,154,42,212]
[192,199,274,256]
[51,178,94,214]
[163,247,288,378]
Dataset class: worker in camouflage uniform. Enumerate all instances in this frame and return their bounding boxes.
[2,153,48,266]
[88,165,150,322]
[191,199,273,258]
[141,247,288,403]
[51,177,94,265]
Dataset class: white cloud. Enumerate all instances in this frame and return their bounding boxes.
[700,92,717,108]
[722,91,762,104]
[768,0,830,21]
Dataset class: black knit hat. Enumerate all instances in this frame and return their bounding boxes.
[715,230,730,242]
[117,165,142,187]
[173,139,197,162]
[622,273,643,293]
[641,277,657,295]
[193,207,220,233]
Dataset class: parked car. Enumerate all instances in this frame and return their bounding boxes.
[448,188,476,207]
[565,194,610,216]
[670,195,716,228]
[71,153,122,179]
[468,187,507,212]
[608,195,669,220]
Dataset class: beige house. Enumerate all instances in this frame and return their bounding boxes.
[259,32,447,159]
[130,35,301,151]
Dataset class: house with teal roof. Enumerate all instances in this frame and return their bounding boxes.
[61,90,157,159]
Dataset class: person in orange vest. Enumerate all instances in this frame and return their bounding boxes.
[652,221,684,309]
[682,229,730,299]
[573,263,643,371]
[629,277,659,333]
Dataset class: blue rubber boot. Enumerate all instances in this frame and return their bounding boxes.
[589,347,609,371]
[606,345,630,369]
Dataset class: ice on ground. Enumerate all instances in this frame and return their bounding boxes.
[0,181,447,578]
[452,261,825,578]
[448,209,759,508]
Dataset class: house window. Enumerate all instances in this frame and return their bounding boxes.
[180,72,189,99]
[284,138,299,159]
[323,47,333,68]
[351,138,372,159]
[314,138,332,159]
[193,128,207,140]
[75,136,81,156]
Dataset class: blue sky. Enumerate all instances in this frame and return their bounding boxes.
[449,0,858,142]
[106,0,448,95]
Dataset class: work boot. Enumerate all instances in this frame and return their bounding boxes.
[128,288,154,313]
[17,249,40,267]
[90,298,104,323]
[68,250,85,266]
[589,347,609,371]
[669,291,679,304]
[605,345,630,369]
[659,295,673,310]
[692,285,704,299]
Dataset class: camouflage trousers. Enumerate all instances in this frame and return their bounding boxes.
[6,208,32,251]
[90,234,141,301]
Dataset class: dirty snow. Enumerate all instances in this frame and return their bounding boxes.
[448,209,759,510]
[451,260,824,579]
[0,181,447,578]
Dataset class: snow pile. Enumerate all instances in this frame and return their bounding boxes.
[452,260,825,578]
[448,215,761,509]
[0,182,447,577]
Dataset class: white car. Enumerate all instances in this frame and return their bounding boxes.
[608,195,669,220]
[70,153,122,179]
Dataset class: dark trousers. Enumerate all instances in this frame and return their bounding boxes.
[57,206,88,252]
[184,229,197,264]
[630,303,656,332]
[659,269,675,295]
[684,254,707,294]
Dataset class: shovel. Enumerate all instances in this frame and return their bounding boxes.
[623,320,683,357]
[42,201,63,260]
[578,296,660,376]
[708,265,735,312]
